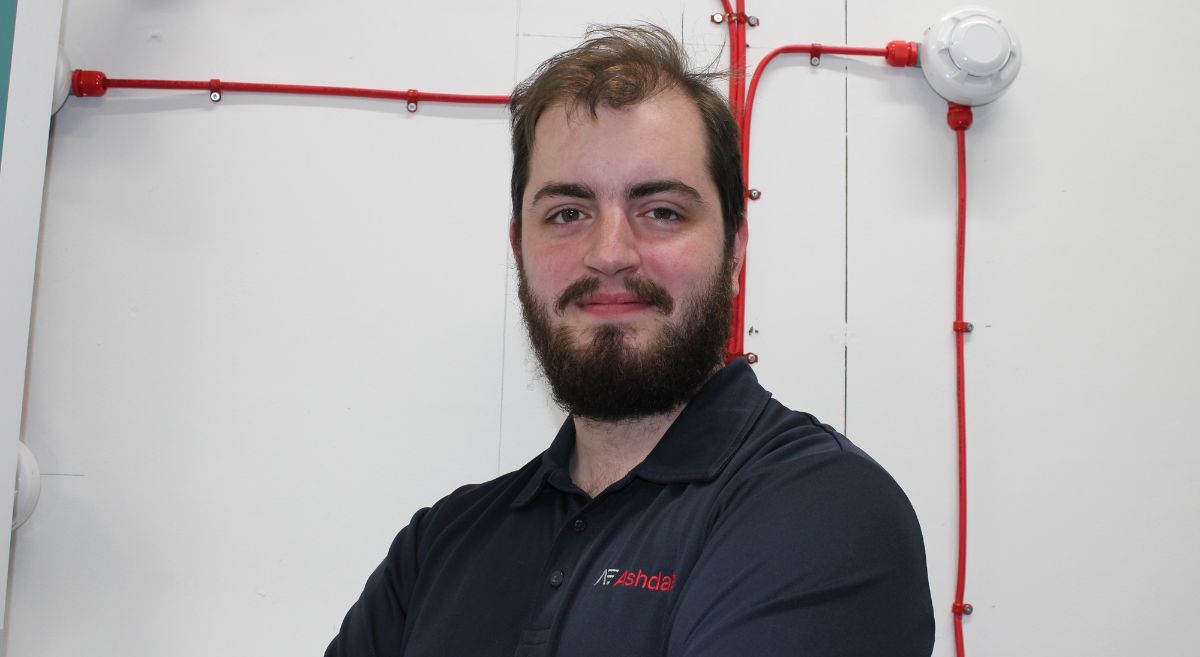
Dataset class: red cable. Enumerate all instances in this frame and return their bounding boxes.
[949,103,973,657]
[72,71,509,105]
[721,0,747,363]
[742,43,889,177]
[726,42,899,363]
[728,0,747,361]
[725,34,916,363]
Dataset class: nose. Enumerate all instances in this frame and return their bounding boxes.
[583,206,641,276]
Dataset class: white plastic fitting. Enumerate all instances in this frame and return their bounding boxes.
[921,7,1021,106]
[13,441,41,530]
[52,46,72,114]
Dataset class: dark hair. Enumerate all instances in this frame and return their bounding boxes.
[509,25,744,248]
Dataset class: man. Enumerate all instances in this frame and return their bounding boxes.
[327,25,934,656]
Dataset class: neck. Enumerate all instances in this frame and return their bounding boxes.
[569,406,685,498]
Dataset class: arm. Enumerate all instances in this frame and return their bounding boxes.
[666,451,934,657]
[325,507,428,657]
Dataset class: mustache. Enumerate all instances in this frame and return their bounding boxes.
[554,276,675,316]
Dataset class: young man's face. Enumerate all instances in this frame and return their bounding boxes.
[513,87,748,420]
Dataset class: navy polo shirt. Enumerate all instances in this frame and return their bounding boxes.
[326,360,934,656]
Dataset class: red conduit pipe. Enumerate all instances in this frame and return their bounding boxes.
[741,43,915,168]
[727,0,749,362]
[728,38,917,363]
[71,70,510,106]
[720,0,746,363]
[948,102,974,657]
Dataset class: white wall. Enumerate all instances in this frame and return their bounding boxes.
[0,0,64,630]
[8,0,1200,655]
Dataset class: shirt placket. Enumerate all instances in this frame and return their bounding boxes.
[513,483,613,657]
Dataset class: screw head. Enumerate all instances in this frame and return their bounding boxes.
[406,102,418,112]
[747,15,760,27]
[962,604,974,615]
[209,91,222,102]
[810,56,821,66]
[745,353,759,364]
[710,12,725,24]
[748,188,762,200]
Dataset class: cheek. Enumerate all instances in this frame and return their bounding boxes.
[522,240,584,298]
[641,240,725,296]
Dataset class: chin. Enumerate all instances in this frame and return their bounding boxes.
[578,322,655,346]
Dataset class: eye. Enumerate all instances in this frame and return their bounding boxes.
[647,207,683,222]
[548,208,584,224]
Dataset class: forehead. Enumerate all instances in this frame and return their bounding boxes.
[526,89,713,199]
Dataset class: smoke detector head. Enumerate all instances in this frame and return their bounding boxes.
[921,7,1020,106]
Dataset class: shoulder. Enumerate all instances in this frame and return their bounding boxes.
[739,397,868,461]
[715,401,923,558]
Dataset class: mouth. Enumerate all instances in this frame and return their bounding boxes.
[576,292,653,316]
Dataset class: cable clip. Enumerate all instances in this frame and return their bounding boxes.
[209,79,222,103]
[711,12,759,26]
[952,602,974,615]
[406,89,419,113]
[953,321,974,333]
[809,44,823,66]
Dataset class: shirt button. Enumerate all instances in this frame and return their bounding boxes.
[573,519,587,532]
[549,570,564,587]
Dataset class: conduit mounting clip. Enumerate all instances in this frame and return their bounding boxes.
[209,79,222,103]
[745,353,759,364]
[952,602,974,615]
[406,89,419,113]
[711,12,759,26]
[809,44,822,66]
[953,321,974,333]
[747,188,762,201]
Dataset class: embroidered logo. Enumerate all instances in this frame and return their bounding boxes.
[593,567,677,592]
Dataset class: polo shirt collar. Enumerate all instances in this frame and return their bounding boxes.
[511,359,771,508]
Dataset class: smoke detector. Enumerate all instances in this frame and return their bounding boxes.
[921,7,1021,106]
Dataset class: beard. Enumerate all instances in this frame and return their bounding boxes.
[516,260,734,422]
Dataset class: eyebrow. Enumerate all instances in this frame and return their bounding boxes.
[531,179,707,206]
[628,180,706,206]
[531,182,595,205]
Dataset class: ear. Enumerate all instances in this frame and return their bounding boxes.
[730,217,749,297]
[508,219,521,264]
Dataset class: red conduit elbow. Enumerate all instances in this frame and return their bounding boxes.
[727,39,904,364]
